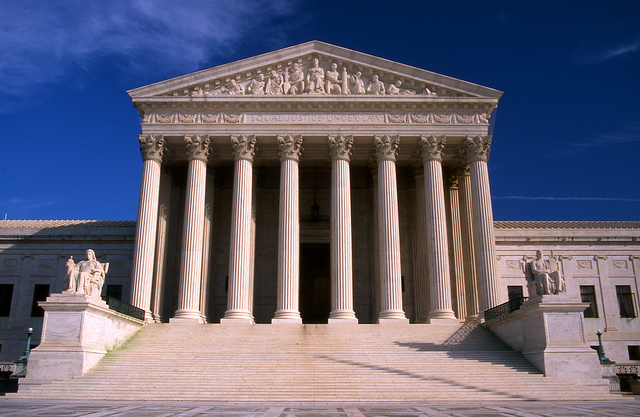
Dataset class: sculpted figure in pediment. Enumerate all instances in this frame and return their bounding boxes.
[367,74,385,95]
[307,57,325,93]
[266,70,284,95]
[387,80,416,96]
[246,74,265,95]
[285,63,305,95]
[226,79,245,95]
[348,71,365,95]
[191,86,205,96]
[424,86,437,96]
[325,63,342,94]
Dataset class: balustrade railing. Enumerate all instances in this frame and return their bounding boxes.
[484,296,528,322]
[102,296,145,321]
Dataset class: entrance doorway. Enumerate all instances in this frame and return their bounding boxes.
[300,242,330,323]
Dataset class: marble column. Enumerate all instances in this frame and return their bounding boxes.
[411,163,430,323]
[328,135,358,323]
[222,135,256,323]
[445,171,467,321]
[418,136,457,322]
[151,203,169,323]
[374,135,408,323]
[172,135,210,323]
[273,135,303,323]
[457,165,480,321]
[130,134,164,322]
[199,174,214,323]
[462,135,500,316]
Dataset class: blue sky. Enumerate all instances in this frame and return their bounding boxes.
[1,0,639,221]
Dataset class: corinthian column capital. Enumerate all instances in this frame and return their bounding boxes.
[139,135,164,162]
[185,135,210,162]
[278,135,303,161]
[231,135,257,162]
[374,135,399,162]
[418,135,446,163]
[328,135,353,161]
[462,135,492,163]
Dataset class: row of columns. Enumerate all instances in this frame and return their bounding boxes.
[130,133,499,324]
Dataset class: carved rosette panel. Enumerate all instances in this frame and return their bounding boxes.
[231,135,257,162]
[143,113,246,124]
[462,135,492,163]
[373,135,399,162]
[328,135,353,161]
[418,135,446,163]
[184,135,211,162]
[384,113,489,125]
[278,135,303,162]
[139,135,164,162]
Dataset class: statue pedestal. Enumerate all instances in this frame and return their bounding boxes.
[19,292,144,390]
[487,294,604,381]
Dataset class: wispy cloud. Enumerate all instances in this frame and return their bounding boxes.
[0,0,299,98]
[494,196,640,202]
[569,121,640,148]
[573,39,640,65]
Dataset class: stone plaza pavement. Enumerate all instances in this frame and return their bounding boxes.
[0,399,639,416]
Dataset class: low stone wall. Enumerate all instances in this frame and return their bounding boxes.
[19,292,144,389]
[485,294,604,381]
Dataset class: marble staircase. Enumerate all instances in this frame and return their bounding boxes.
[12,323,616,401]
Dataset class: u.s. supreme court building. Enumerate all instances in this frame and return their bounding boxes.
[1,42,639,399]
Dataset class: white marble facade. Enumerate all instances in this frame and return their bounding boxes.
[0,42,638,364]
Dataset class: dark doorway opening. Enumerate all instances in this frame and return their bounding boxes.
[300,242,330,324]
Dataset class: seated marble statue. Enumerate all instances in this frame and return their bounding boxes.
[285,64,305,95]
[525,249,566,297]
[65,249,109,298]
[367,75,385,95]
[325,63,342,94]
[307,58,325,93]
[246,74,265,94]
[348,71,366,95]
[265,70,284,95]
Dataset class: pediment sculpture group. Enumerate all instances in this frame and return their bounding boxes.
[191,58,438,97]
[65,249,109,298]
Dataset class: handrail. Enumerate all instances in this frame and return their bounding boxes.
[102,296,145,321]
[484,296,529,322]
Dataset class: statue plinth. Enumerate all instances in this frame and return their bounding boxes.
[19,292,143,390]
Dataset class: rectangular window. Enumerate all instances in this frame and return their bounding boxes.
[617,285,636,318]
[0,284,14,317]
[106,284,122,301]
[30,284,50,317]
[629,346,640,361]
[580,286,599,318]
[508,286,523,302]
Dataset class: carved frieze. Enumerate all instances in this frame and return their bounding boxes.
[577,260,593,270]
[612,260,628,269]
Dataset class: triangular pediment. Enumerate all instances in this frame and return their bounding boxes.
[128,41,502,101]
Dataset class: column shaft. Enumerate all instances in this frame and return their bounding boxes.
[374,135,408,323]
[420,136,457,322]
[458,171,479,321]
[130,135,164,322]
[413,171,430,323]
[464,136,500,316]
[223,135,256,323]
[273,135,302,323]
[173,135,209,322]
[446,179,466,321]
[329,135,357,323]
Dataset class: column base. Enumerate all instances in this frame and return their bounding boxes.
[170,317,204,324]
[171,309,205,323]
[428,309,458,322]
[272,309,301,322]
[377,309,407,322]
[378,318,410,324]
[329,309,358,322]
[221,309,254,323]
